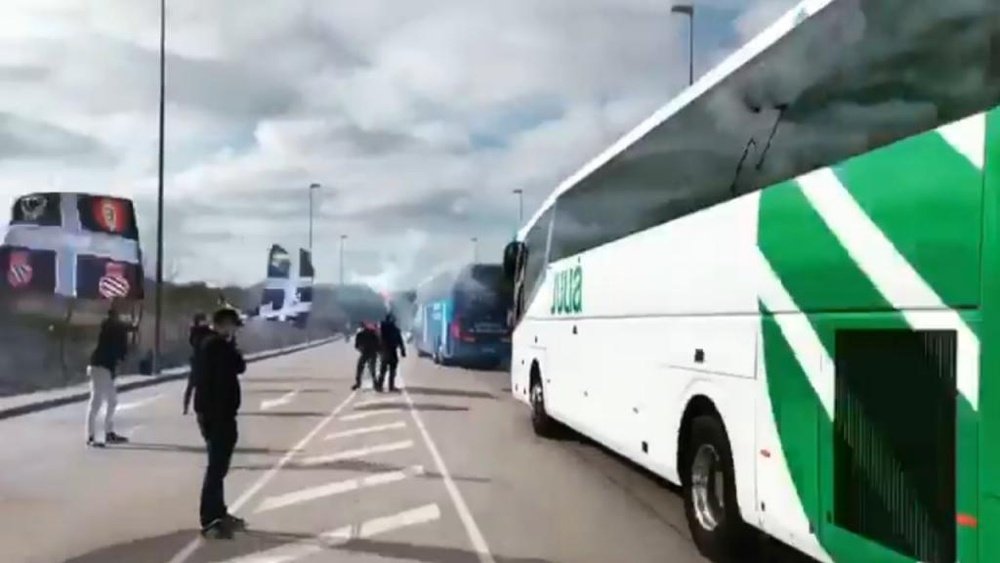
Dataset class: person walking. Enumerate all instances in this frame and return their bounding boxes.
[377,313,406,393]
[352,321,380,391]
[85,305,135,448]
[183,312,212,415]
[191,307,247,539]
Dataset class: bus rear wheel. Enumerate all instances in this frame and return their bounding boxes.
[529,377,556,437]
[682,415,747,561]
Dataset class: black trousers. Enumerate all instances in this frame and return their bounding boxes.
[197,414,238,528]
[378,352,399,390]
[356,354,377,386]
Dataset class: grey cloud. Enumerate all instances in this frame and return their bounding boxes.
[0,113,106,161]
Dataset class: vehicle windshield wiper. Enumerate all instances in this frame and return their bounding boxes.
[728,103,789,196]
[755,103,789,171]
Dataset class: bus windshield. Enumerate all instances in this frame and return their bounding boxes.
[455,265,510,332]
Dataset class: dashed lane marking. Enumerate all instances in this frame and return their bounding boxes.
[165,390,358,563]
[339,409,401,422]
[255,465,425,513]
[299,440,414,467]
[260,390,298,411]
[219,504,442,563]
[324,421,406,441]
[117,393,163,412]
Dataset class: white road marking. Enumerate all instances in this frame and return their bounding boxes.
[116,393,163,412]
[166,390,358,563]
[219,504,441,563]
[255,465,424,513]
[360,502,441,537]
[117,424,145,437]
[324,421,406,441]
[351,397,398,409]
[339,409,399,421]
[399,372,496,563]
[299,440,414,466]
[260,390,298,411]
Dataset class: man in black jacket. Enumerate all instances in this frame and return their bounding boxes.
[85,306,136,447]
[183,312,211,415]
[352,321,380,391]
[377,313,406,393]
[192,307,247,539]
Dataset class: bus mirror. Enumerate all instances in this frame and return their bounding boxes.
[503,241,522,280]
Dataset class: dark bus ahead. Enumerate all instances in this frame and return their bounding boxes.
[413,263,511,367]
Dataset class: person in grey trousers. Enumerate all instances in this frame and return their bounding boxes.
[85,305,136,448]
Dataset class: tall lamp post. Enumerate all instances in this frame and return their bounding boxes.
[308,183,321,253]
[153,0,167,375]
[671,4,695,86]
[471,237,479,262]
[339,234,348,286]
[512,188,524,225]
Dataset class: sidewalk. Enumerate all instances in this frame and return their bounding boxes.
[0,335,341,421]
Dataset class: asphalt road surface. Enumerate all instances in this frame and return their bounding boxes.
[0,341,797,563]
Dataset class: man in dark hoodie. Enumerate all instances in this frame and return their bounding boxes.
[352,321,381,391]
[377,312,406,393]
[183,312,212,415]
[85,305,136,448]
[192,307,247,539]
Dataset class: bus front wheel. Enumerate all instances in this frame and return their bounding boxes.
[529,376,556,437]
[682,415,748,561]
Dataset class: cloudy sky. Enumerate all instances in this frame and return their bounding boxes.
[0,0,799,291]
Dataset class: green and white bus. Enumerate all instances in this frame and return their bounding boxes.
[501,0,999,561]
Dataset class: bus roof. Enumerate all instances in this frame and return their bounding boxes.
[517,0,834,241]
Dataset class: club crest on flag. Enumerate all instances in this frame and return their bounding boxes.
[98,261,130,299]
[18,195,48,222]
[93,198,126,234]
[7,251,33,288]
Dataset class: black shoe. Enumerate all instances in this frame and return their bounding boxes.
[351,383,360,391]
[105,432,129,444]
[201,518,235,539]
[223,513,247,531]
[86,436,105,448]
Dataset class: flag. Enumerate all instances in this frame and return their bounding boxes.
[291,248,314,328]
[1,192,143,300]
[0,246,57,293]
[76,255,143,300]
[77,195,139,240]
[259,244,293,320]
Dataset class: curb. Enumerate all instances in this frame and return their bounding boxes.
[0,336,341,421]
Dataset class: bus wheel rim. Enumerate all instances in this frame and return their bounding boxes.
[531,382,543,414]
[691,443,724,532]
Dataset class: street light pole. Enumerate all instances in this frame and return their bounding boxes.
[471,237,479,262]
[153,0,167,375]
[308,183,320,254]
[671,4,695,86]
[339,235,347,286]
[512,188,524,224]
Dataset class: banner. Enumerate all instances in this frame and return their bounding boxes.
[1,192,143,300]
[291,248,314,329]
[259,244,291,319]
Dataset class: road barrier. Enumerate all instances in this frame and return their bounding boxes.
[0,335,342,421]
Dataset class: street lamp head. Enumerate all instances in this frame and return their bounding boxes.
[309,183,321,190]
[513,188,523,194]
[671,4,694,15]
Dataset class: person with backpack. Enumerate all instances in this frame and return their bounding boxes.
[191,307,247,539]
[85,304,136,448]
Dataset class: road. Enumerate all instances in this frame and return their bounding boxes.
[0,341,717,563]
